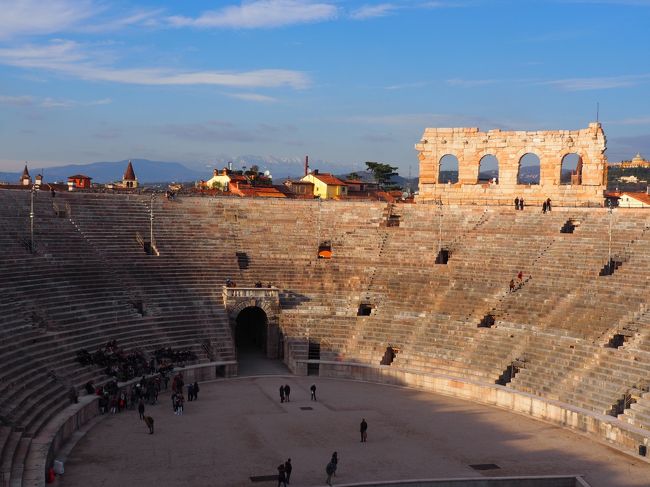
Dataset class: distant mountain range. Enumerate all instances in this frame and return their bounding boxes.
[0,159,206,184]
[0,157,362,184]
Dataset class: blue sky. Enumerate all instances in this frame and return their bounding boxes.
[0,0,649,177]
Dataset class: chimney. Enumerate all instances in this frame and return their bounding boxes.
[304,155,309,177]
[313,169,319,175]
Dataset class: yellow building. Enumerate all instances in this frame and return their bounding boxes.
[620,153,650,169]
[205,168,233,190]
[618,192,650,208]
[300,171,348,199]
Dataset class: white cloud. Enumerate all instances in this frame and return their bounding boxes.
[350,3,398,19]
[0,0,161,39]
[0,92,113,108]
[605,117,650,125]
[227,93,278,102]
[168,0,338,29]
[446,78,499,87]
[0,40,310,89]
[543,74,650,91]
[0,94,34,106]
[0,0,97,39]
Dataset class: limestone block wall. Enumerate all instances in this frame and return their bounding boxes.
[415,123,607,206]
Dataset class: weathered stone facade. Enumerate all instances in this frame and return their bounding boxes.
[415,122,607,206]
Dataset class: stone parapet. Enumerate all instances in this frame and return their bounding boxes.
[415,123,607,206]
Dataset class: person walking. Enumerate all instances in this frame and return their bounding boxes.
[284,384,291,402]
[546,198,552,211]
[277,463,287,487]
[514,196,519,210]
[542,201,547,213]
[187,383,194,402]
[279,385,285,403]
[284,459,292,484]
[144,415,154,434]
[360,418,368,442]
[519,197,525,211]
[138,398,145,420]
[325,461,335,486]
[310,384,317,401]
[509,279,515,293]
[193,381,200,400]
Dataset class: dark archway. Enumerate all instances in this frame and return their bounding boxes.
[478,154,499,183]
[561,153,582,185]
[235,306,268,352]
[518,153,540,185]
[438,154,459,183]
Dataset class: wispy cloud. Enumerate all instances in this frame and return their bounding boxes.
[0,92,111,108]
[384,81,429,90]
[605,116,650,125]
[350,3,399,20]
[159,121,269,143]
[0,94,34,106]
[0,40,310,89]
[227,93,278,102]
[446,78,499,88]
[0,0,161,39]
[542,74,650,91]
[168,0,337,29]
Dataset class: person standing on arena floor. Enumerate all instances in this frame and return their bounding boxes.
[360,418,368,442]
[277,463,287,487]
[310,384,317,401]
[279,385,285,403]
[144,415,154,434]
[193,381,200,400]
[138,398,145,419]
[284,384,291,402]
[284,458,292,484]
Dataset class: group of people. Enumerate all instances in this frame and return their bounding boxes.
[279,384,291,402]
[509,270,526,292]
[77,341,195,383]
[276,459,292,486]
[513,196,553,213]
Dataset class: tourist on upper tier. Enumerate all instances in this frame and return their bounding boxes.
[546,198,552,211]
[509,279,515,292]
[284,384,291,402]
[255,281,262,288]
[542,201,547,213]
[279,385,285,403]
[360,418,368,442]
[519,197,525,210]
[517,271,523,282]
[514,197,519,210]
[310,384,317,401]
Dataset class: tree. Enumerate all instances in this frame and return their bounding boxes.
[347,172,361,180]
[365,162,399,189]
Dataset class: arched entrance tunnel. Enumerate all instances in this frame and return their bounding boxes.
[235,306,268,352]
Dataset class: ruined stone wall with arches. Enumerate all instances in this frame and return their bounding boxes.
[415,122,607,206]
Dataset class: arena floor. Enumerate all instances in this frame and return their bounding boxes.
[59,375,650,487]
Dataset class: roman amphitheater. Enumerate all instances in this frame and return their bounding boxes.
[2,123,650,487]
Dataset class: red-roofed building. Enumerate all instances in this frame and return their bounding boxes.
[67,174,92,190]
[21,164,31,186]
[122,160,138,188]
[618,192,650,208]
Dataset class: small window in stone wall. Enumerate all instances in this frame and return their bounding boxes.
[358,304,373,316]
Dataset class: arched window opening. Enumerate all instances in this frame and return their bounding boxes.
[518,153,540,185]
[561,153,582,185]
[438,154,459,183]
[478,155,499,184]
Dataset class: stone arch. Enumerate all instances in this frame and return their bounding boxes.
[478,154,499,183]
[560,153,583,185]
[438,154,459,183]
[235,306,268,351]
[517,153,541,185]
